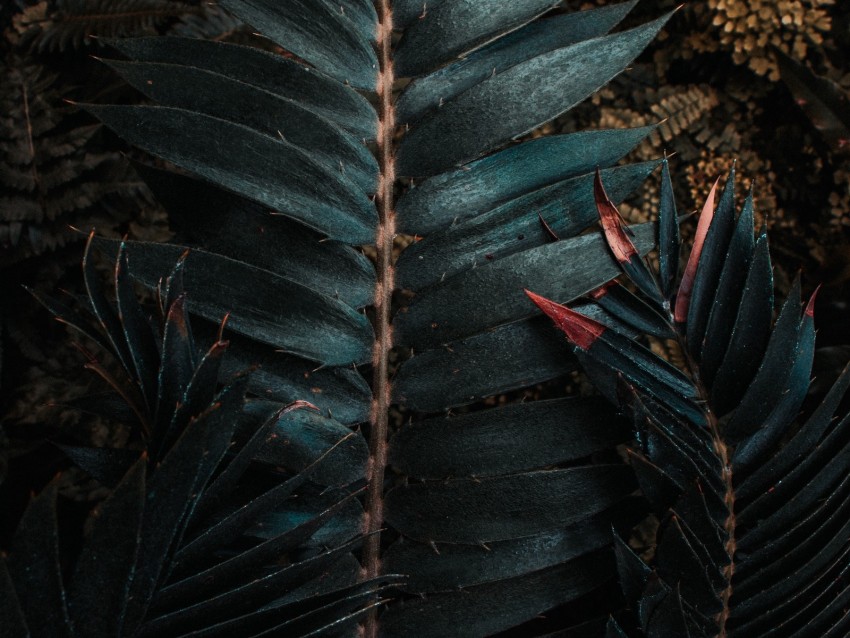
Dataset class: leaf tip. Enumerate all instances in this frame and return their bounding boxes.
[805,285,821,318]
[525,289,605,350]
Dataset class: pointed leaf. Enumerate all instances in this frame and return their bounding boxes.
[217,0,377,90]
[85,105,377,244]
[153,294,195,454]
[723,279,803,442]
[705,231,773,407]
[737,362,850,501]
[68,458,146,636]
[697,196,759,386]
[380,552,612,638]
[105,37,376,138]
[389,396,628,479]
[220,332,371,425]
[394,318,576,411]
[106,60,378,195]
[82,233,135,378]
[135,164,375,309]
[58,446,141,492]
[527,291,704,425]
[385,497,644,592]
[190,401,317,527]
[396,2,638,122]
[731,292,817,475]
[397,161,658,291]
[594,169,663,303]
[92,238,373,366]
[395,221,656,350]
[658,157,680,299]
[685,168,737,356]
[6,481,71,638]
[590,281,675,339]
[394,0,560,77]
[241,400,368,486]
[385,465,635,543]
[397,127,654,235]
[395,15,671,176]
[115,242,161,409]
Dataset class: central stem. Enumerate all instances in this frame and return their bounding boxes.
[678,341,736,637]
[363,2,395,637]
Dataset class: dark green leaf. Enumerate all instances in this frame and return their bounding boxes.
[107,60,378,195]
[82,233,135,380]
[395,14,671,176]
[393,0,560,77]
[379,551,613,638]
[697,195,758,387]
[389,396,628,479]
[527,291,704,425]
[6,481,71,638]
[115,242,161,409]
[737,363,850,501]
[218,0,377,89]
[396,2,638,122]
[658,157,680,299]
[154,294,195,455]
[135,164,375,309]
[85,104,377,244]
[705,231,773,406]
[686,167,736,359]
[105,37,376,138]
[393,316,577,412]
[590,282,675,339]
[143,537,364,635]
[385,465,635,543]
[731,295,816,476]
[384,497,644,592]
[397,128,654,236]
[240,400,367,486]
[189,403,290,527]
[395,222,656,350]
[57,444,141,488]
[122,389,231,632]
[723,279,803,442]
[68,458,146,636]
[92,237,373,366]
[219,331,371,425]
[246,489,364,549]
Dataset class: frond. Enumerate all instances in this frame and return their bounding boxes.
[8,242,396,637]
[530,161,850,637]
[24,1,680,634]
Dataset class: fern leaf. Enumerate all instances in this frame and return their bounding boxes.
[23,1,681,634]
[530,161,850,636]
[15,247,394,636]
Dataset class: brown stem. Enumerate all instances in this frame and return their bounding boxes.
[362,2,395,637]
[676,337,736,637]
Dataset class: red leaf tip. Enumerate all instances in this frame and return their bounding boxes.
[594,171,638,262]
[525,289,605,350]
[805,285,821,318]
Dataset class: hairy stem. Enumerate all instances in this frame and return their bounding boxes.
[677,338,736,637]
[363,2,395,637]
